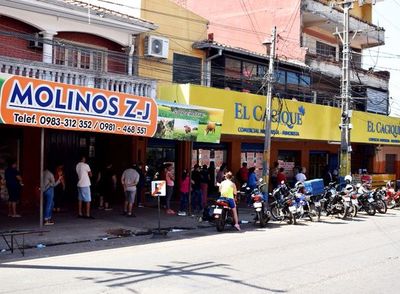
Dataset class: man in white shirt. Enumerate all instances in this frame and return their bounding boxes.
[295,167,307,183]
[121,165,140,217]
[76,156,93,218]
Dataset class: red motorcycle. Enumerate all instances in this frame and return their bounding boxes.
[383,181,400,209]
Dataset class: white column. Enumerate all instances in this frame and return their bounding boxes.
[128,35,136,76]
[40,31,57,64]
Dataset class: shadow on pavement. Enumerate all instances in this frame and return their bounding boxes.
[0,261,287,293]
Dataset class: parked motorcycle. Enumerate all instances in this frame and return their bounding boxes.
[250,181,270,228]
[321,181,355,219]
[372,187,387,214]
[383,181,400,209]
[212,198,237,232]
[292,182,315,222]
[355,183,376,216]
[270,182,297,224]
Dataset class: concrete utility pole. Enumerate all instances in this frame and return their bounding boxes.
[336,1,354,177]
[262,26,276,191]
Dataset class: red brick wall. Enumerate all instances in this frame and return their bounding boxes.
[57,32,127,74]
[0,16,42,61]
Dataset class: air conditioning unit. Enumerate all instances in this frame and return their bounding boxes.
[144,35,169,59]
[28,33,43,49]
[28,39,43,49]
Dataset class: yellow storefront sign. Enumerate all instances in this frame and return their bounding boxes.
[158,84,400,145]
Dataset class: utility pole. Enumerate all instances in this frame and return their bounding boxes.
[336,1,354,177]
[262,26,276,191]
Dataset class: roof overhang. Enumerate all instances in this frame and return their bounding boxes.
[193,41,310,69]
[1,0,157,34]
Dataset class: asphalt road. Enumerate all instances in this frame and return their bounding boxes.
[1,209,400,294]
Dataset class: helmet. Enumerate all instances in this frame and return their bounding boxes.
[344,175,352,184]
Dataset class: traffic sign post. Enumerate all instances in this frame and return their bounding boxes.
[151,181,167,238]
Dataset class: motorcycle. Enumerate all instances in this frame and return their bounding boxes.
[212,198,237,232]
[270,182,297,224]
[383,181,400,209]
[355,183,376,216]
[372,187,387,214]
[291,182,315,222]
[250,181,270,228]
[321,183,355,219]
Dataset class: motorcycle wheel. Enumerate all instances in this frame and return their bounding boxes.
[377,200,387,214]
[366,204,376,216]
[339,206,349,220]
[271,205,284,221]
[216,210,226,232]
[387,199,396,209]
[309,203,319,221]
[257,211,267,228]
[351,205,358,218]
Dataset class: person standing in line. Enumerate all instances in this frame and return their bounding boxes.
[207,161,216,194]
[270,161,279,189]
[238,162,249,186]
[76,156,93,219]
[165,163,176,215]
[200,164,210,208]
[219,171,241,231]
[121,164,140,217]
[277,167,287,185]
[178,169,190,216]
[135,162,145,207]
[98,162,117,211]
[53,165,66,212]
[5,160,23,218]
[42,168,62,225]
[191,164,202,213]
[247,167,258,205]
[216,163,227,185]
[295,167,307,183]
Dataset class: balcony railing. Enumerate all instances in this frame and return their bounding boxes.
[0,56,156,98]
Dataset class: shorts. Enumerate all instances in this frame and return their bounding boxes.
[219,197,235,208]
[125,190,136,204]
[78,187,91,202]
[7,187,21,202]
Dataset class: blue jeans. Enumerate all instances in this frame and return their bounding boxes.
[191,189,202,211]
[44,187,54,220]
[180,192,189,212]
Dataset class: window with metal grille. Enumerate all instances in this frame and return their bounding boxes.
[316,41,336,59]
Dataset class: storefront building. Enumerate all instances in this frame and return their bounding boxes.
[158,83,400,184]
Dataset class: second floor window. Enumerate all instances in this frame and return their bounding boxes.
[316,41,336,59]
[53,42,106,71]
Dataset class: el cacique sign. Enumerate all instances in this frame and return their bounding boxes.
[0,74,158,137]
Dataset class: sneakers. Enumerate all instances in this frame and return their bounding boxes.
[11,214,22,218]
[177,211,187,216]
[44,220,54,226]
[104,207,113,211]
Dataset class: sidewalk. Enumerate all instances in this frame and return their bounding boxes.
[0,204,254,252]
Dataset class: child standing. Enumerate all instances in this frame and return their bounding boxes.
[178,170,190,216]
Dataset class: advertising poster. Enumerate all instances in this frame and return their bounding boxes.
[0,74,158,137]
[154,101,224,143]
[214,150,224,168]
[199,149,211,166]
